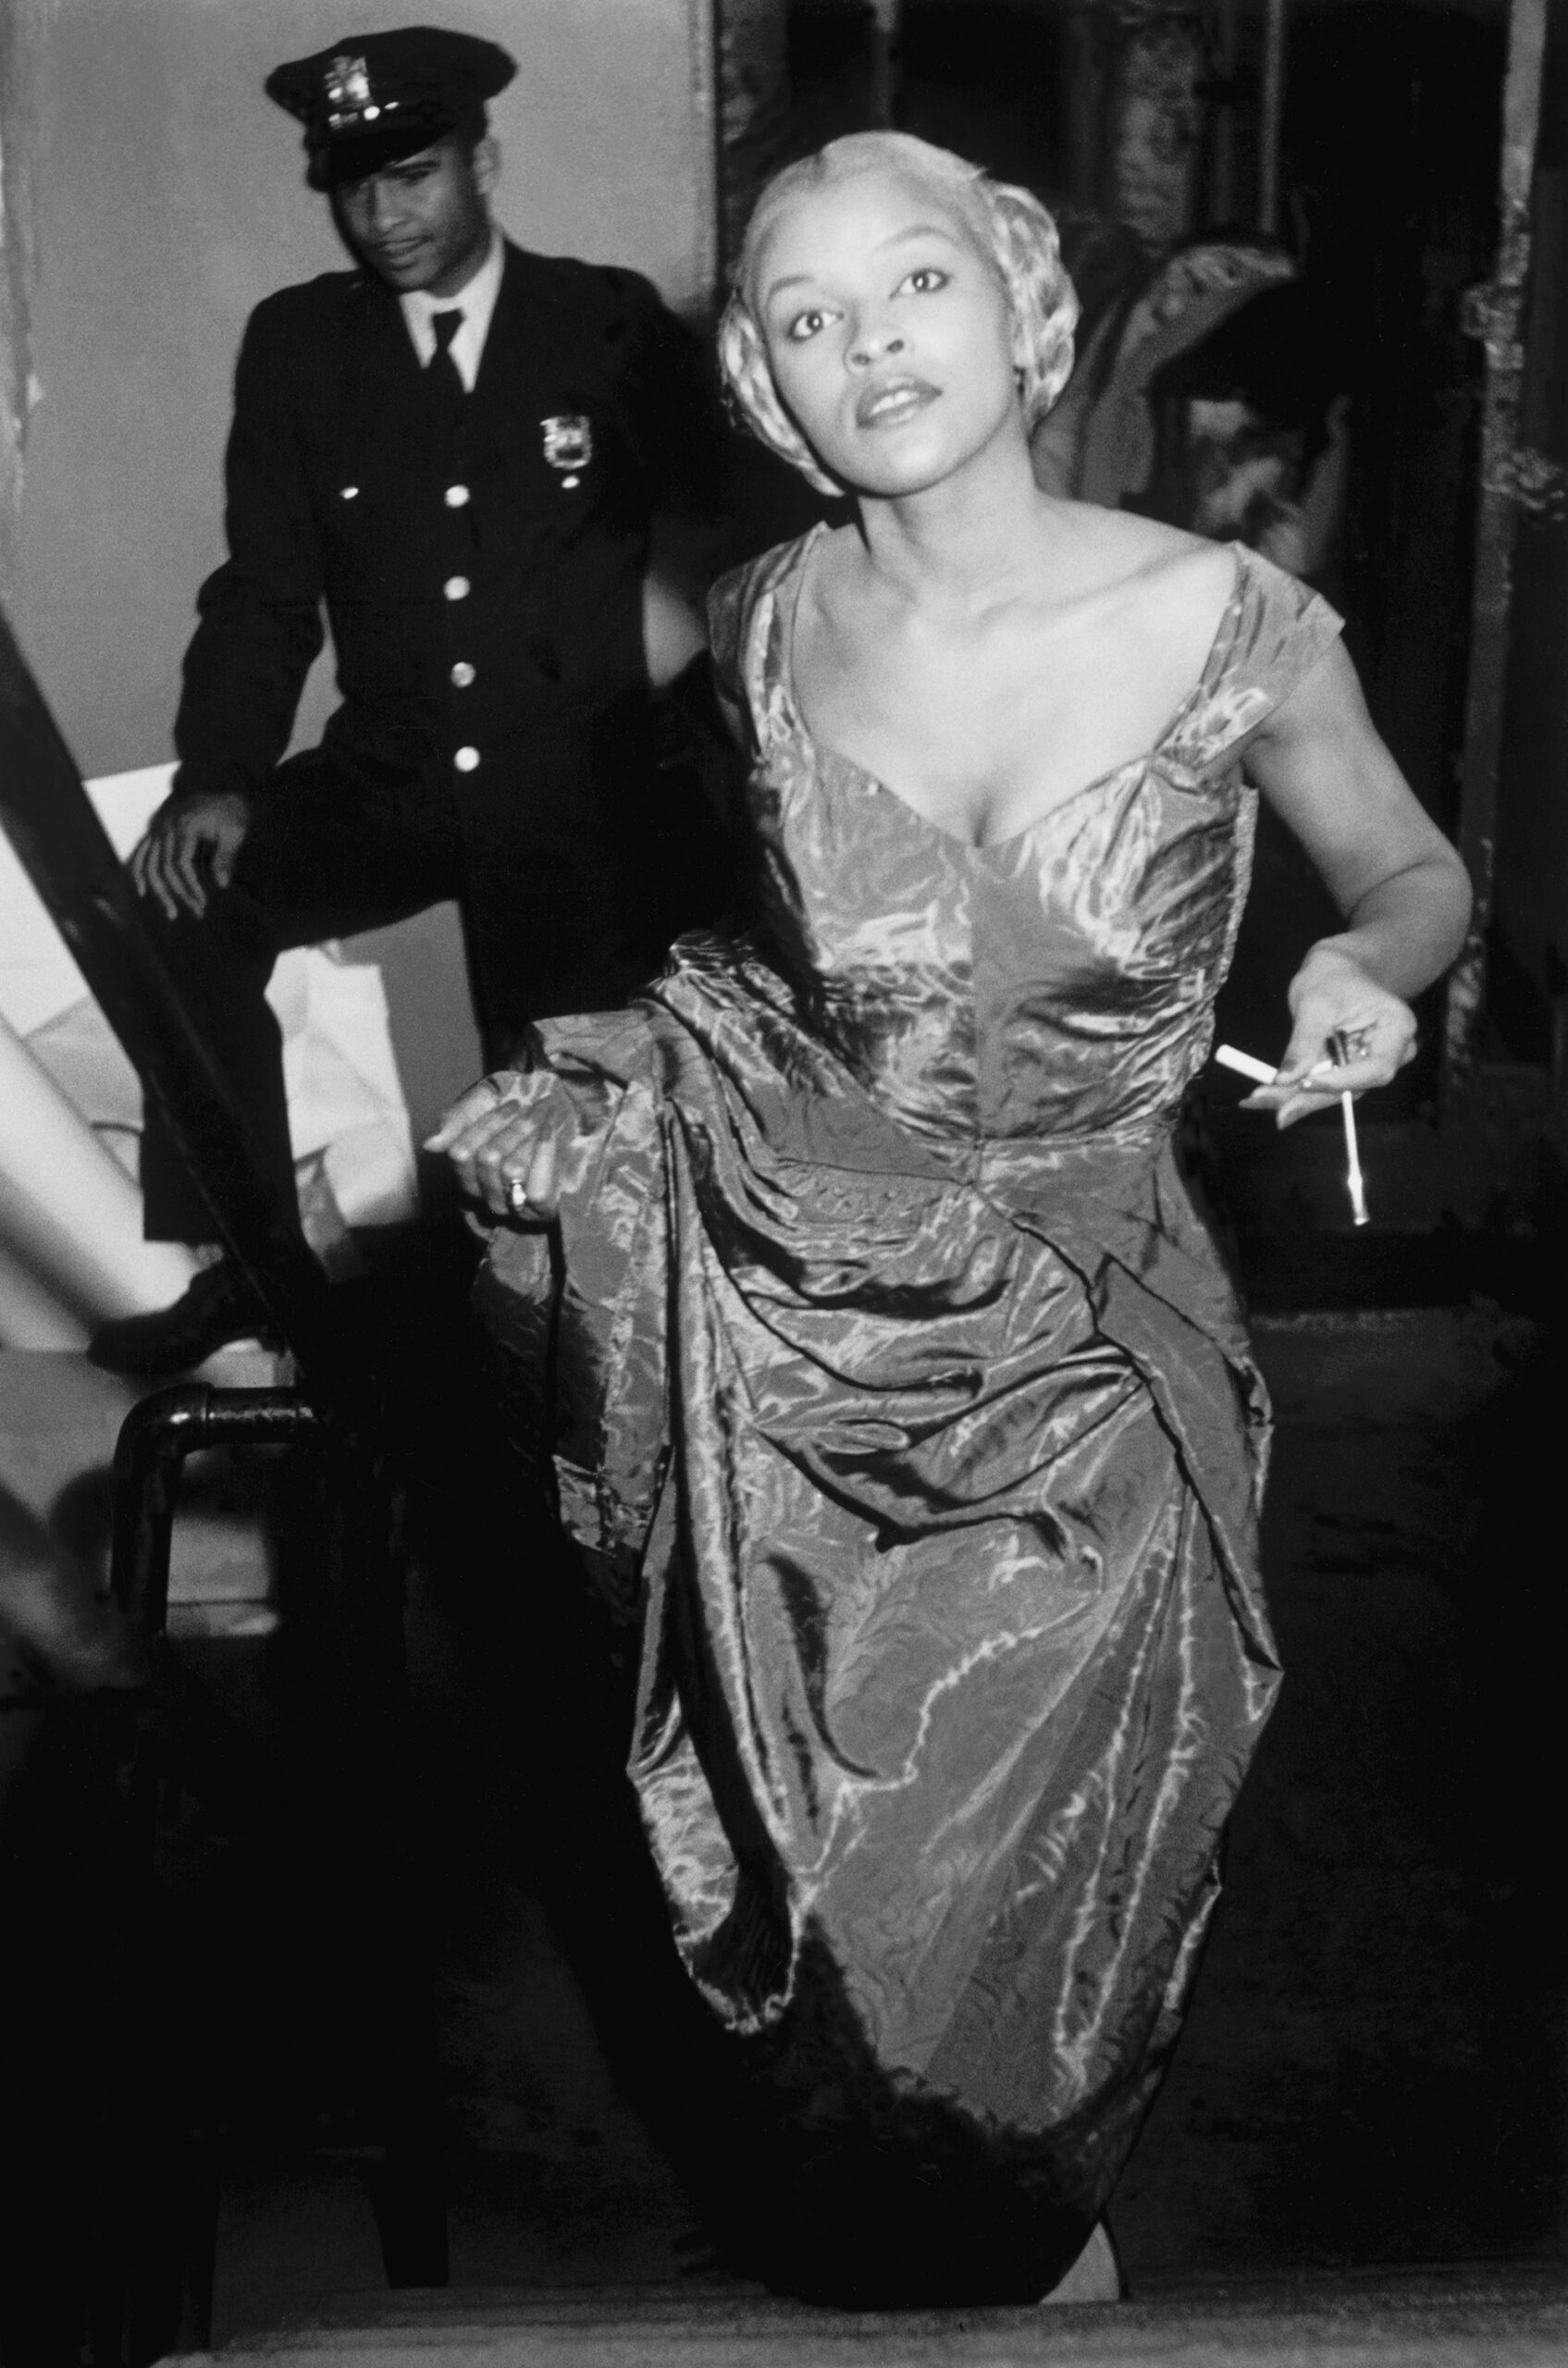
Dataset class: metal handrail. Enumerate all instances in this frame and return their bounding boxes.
[0,598,344,1391]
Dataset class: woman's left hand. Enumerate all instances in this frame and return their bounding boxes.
[1240,944,1417,1128]
[425,1070,562,1219]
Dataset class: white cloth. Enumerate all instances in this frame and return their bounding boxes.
[0,766,420,1256]
[399,229,504,391]
[0,1012,197,1337]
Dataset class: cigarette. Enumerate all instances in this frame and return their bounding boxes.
[1213,1042,1370,1227]
[1339,1090,1368,1227]
[1213,1043,1278,1085]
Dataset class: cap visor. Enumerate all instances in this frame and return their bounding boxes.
[313,113,455,190]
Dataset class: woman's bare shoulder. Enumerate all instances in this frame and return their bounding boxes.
[1071,500,1225,579]
[1040,504,1237,684]
[1044,498,1229,609]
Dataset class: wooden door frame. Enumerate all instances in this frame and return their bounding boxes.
[1442,0,1556,1096]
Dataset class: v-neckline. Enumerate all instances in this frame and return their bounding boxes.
[777,524,1248,857]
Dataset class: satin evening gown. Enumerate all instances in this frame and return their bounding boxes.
[475,529,1344,2303]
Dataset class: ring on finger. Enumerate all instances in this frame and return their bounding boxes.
[506,1175,530,1215]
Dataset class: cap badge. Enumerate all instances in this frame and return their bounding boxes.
[542,413,592,489]
[324,55,392,129]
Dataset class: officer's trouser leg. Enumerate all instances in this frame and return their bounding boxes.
[136,760,467,1247]
[138,890,292,1244]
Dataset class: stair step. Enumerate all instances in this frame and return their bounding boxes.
[189,2268,1568,2367]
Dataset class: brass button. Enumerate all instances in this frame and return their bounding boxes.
[443,575,470,601]
[445,484,470,508]
[340,485,359,500]
[454,746,480,773]
[451,660,475,688]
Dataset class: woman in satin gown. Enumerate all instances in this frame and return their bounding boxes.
[433,134,1471,2305]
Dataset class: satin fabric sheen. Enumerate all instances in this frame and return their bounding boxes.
[475,533,1343,2300]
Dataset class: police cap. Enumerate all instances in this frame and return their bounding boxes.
[265,26,515,191]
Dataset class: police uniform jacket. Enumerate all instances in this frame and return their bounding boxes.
[173,238,717,1020]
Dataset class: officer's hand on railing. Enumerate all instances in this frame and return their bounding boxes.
[130,792,252,921]
[426,1072,561,1221]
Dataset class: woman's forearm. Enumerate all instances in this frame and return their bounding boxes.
[1247,848,1471,1122]
[1306,850,1472,1002]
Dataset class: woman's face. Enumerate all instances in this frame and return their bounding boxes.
[751,166,1021,498]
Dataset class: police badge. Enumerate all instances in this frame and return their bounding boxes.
[541,414,593,490]
[325,56,378,128]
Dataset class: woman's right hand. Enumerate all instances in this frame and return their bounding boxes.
[424,1072,562,1221]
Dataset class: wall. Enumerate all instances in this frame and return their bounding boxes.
[10,0,715,778]
[4,0,714,1142]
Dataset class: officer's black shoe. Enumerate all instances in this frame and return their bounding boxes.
[88,1259,278,1379]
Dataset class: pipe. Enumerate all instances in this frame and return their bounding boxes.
[869,0,902,130]
[0,600,341,1390]
[110,1382,326,1633]
[1258,0,1287,235]
[1212,0,1239,225]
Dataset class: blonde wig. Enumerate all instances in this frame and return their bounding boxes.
[718,132,1079,497]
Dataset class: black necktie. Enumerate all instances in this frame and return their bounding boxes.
[426,307,465,448]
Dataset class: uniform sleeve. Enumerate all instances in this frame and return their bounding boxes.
[604,267,730,526]
[171,303,327,802]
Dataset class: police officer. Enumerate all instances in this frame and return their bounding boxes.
[93,25,722,1375]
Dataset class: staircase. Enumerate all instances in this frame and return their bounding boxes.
[178,2267,1568,2366]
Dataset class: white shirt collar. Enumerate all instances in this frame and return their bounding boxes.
[400,229,505,392]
